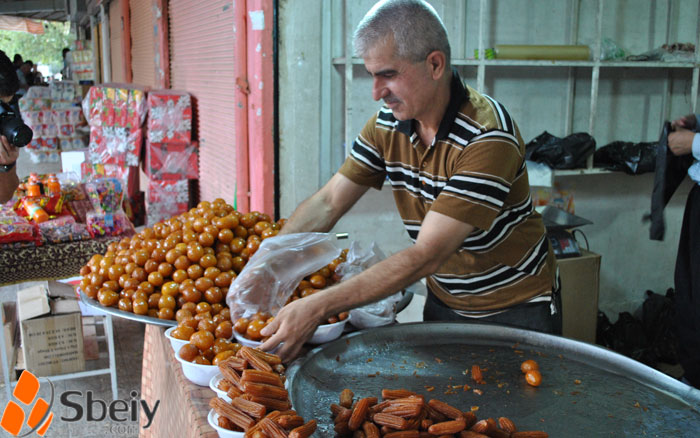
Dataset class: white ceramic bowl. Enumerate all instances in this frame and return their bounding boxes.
[174,349,220,386]
[164,326,189,353]
[233,319,348,346]
[233,331,263,348]
[208,409,244,438]
[308,319,348,344]
[209,373,231,402]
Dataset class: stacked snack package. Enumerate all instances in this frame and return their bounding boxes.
[84,84,147,167]
[143,90,197,225]
[51,81,87,151]
[83,84,147,226]
[71,40,95,83]
[0,204,38,245]
[146,179,189,225]
[19,87,58,163]
[19,83,86,163]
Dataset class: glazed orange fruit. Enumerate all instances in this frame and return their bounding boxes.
[521,359,539,373]
[525,369,542,387]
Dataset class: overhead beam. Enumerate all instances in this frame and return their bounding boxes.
[0,0,66,14]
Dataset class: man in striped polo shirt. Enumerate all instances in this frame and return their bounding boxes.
[261,0,560,361]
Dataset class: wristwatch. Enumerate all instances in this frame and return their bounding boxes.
[0,161,16,172]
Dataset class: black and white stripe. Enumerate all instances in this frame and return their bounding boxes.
[386,164,447,201]
[483,94,514,135]
[350,135,385,172]
[431,235,549,296]
[441,173,511,210]
[376,107,398,130]
[460,195,534,252]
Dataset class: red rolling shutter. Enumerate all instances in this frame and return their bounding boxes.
[130,0,156,87]
[109,0,125,83]
[168,0,237,204]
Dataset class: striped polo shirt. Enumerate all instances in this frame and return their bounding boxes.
[338,70,557,315]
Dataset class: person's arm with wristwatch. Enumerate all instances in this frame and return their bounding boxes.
[0,134,19,203]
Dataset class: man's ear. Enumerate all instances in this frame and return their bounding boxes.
[426,50,447,80]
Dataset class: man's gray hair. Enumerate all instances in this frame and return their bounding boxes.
[353,0,451,67]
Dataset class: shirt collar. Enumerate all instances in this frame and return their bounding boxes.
[396,67,469,141]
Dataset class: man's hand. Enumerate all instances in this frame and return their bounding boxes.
[259,293,326,361]
[668,129,695,156]
[0,135,19,165]
[672,113,697,131]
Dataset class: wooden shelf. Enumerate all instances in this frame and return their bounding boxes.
[332,57,697,69]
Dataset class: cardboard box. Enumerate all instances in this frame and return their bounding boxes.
[557,249,601,344]
[2,302,17,382]
[17,281,85,377]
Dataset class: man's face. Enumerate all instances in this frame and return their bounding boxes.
[20,64,31,74]
[363,38,438,122]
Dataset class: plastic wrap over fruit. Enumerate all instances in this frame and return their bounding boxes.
[226,232,340,321]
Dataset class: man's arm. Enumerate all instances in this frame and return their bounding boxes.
[278,172,370,234]
[260,209,475,360]
[0,136,19,203]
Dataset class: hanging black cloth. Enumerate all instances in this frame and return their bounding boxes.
[648,122,694,241]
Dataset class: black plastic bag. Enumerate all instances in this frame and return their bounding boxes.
[594,140,657,174]
[525,131,596,169]
[641,288,678,364]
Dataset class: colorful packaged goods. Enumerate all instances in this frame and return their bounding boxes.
[38,216,90,244]
[147,90,192,144]
[145,179,190,225]
[83,84,147,130]
[0,210,36,244]
[85,210,133,237]
[85,177,124,214]
[144,141,198,180]
[88,126,143,167]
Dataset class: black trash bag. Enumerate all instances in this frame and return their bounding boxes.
[608,312,655,365]
[641,288,678,364]
[525,131,596,169]
[596,311,615,348]
[594,140,657,174]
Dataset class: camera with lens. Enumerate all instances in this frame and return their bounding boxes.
[0,103,32,147]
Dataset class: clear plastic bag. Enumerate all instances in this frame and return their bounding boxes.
[144,141,198,180]
[336,241,402,329]
[226,233,341,321]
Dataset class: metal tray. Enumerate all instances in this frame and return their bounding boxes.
[78,288,177,327]
[287,322,700,437]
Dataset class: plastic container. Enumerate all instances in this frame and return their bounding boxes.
[164,326,188,353]
[22,198,49,223]
[207,410,244,438]
[209,373,231,403]
[47,174,61,197]
[174,349,220,386]
[26,174,41,197]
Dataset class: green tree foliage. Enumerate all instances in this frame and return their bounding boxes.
[0,21,75,74]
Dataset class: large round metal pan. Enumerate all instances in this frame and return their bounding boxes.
[77,288,177,327]
[287,322,700,437]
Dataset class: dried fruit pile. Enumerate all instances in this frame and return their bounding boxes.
[209,346,317,437]
[76,199,284,320]
[330,388,548,438]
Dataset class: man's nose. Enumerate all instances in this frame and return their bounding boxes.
[372,80,387,101]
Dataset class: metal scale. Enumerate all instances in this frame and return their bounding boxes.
[540,205,592,258]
